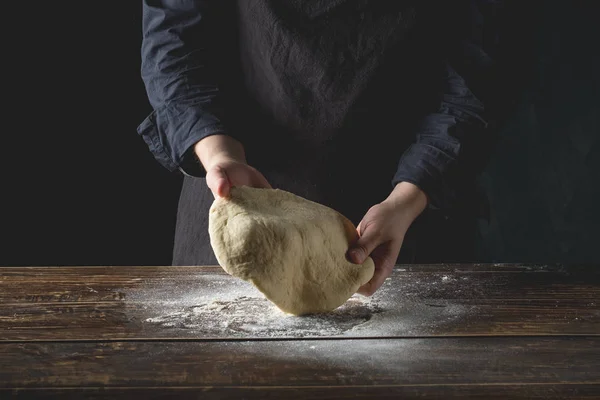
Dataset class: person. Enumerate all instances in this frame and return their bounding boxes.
[138,0,507,296]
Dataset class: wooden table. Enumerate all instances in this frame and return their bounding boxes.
[1,264,599,399]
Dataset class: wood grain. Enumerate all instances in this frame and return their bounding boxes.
[2,265,597,304]
[1,337,599,387]
[1,265,598,340]
[1,264,598,398]
[4,384,600,400]
[2,299,599,341]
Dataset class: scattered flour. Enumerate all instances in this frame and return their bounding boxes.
[138,271,477,338]
[146,295,383,337]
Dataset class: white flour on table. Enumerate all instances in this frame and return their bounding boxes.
[139,272,477,338]
[146,295,384,337]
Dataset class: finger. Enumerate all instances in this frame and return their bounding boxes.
[357,241,402,296]
[217,177,231,198]
[206,167,230,198]
[347,224,382,264]
[357,263,392,296]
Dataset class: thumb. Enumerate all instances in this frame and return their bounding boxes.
[206,166,231,198]
[347,227,380,265]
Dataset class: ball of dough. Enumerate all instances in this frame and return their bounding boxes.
[208,186,375,315]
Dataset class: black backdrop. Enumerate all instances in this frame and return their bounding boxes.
[2,2,598,266]
[3,2,182,266]
[475,2,600,263]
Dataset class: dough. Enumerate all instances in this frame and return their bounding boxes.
[208,186,375,315]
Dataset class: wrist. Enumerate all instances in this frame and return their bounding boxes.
[386,182,428,221]
[194,134,246,170]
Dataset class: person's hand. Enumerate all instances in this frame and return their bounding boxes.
[347,182,427,296]
[205,158,271,198]
[194,134,271,198]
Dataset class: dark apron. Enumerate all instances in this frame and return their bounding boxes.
[172,1,481,266]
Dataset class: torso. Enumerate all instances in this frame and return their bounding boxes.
[173,1,477,265]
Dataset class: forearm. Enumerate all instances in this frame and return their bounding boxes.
[194,135,247,170]
[385,182,428,227]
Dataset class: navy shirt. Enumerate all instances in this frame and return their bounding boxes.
[138,0,505,212]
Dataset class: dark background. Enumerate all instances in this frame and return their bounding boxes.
[2,2,598,266]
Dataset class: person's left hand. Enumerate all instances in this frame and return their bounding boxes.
[347,182,428,296]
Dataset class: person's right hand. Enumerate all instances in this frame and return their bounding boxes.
[194,134,271,198]
[205,157,271,198]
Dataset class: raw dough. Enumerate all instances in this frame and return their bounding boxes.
[208,186,375,315]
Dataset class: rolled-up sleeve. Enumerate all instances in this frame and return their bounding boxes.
[393,0,504,211]
[392,62,488,210]
[137,0,228,177]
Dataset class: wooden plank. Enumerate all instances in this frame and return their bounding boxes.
[1,337,599,388]
[1,264,594,281]
[1,298,598,340]
[1,265,598,340]
[1,265,597,305]
[3,384,600,400]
